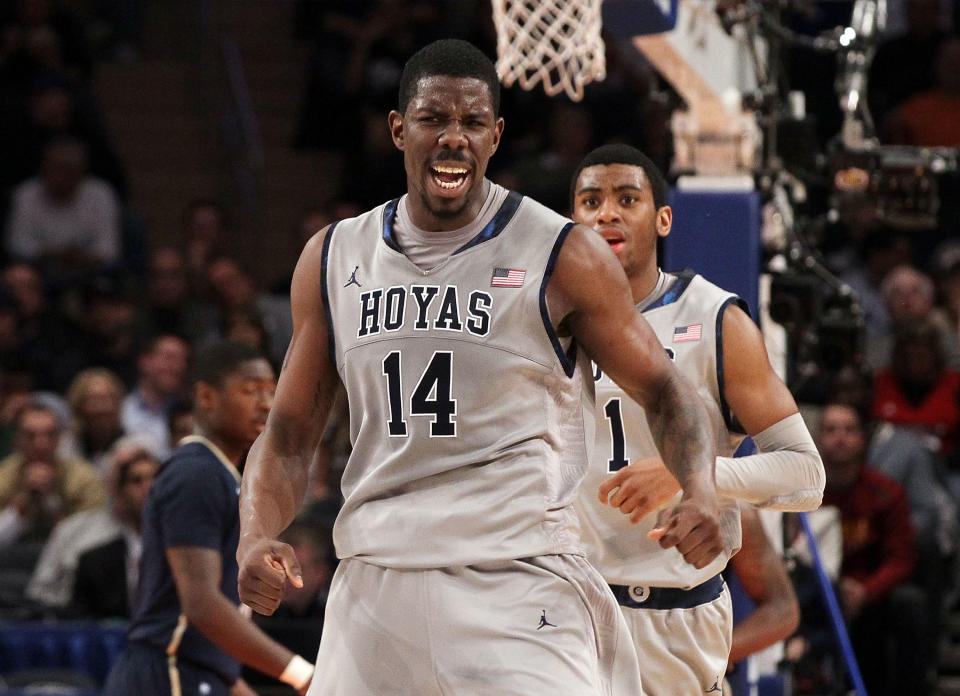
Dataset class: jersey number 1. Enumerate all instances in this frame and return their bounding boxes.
[604,398,628,472]
[382,351,457,437]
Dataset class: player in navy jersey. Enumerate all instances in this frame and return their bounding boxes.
[103,341,314,696]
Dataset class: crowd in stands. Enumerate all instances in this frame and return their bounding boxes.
[0,0,959,694]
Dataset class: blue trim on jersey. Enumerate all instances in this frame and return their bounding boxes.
[453,190,524,254]
[644,268,696,311]
[320,221,339,366]
[540,222,577,378]
[381,198,403,252]
[379,191,523,257]
[717,296,750,435]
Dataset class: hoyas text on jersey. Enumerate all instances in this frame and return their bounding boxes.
[357,285,493,338]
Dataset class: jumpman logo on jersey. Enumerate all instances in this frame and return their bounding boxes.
[705,677,722,693]
[344,266,362,288]
[537,610,556,629]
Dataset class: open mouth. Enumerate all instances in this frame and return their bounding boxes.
[599,228,626,255]
[430,164,470,193]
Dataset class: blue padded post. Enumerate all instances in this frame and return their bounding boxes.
[663,188,761,315]
[798,512,868,696]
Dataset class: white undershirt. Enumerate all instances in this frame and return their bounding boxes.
[636,270,672,311]
[394,180,510,271]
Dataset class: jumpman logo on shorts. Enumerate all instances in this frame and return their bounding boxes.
[344,266,362,288]
[705,677,722,693]
[537,610,556,629]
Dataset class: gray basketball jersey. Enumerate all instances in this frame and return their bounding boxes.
[576,272,747,587]
[322,190,595,568]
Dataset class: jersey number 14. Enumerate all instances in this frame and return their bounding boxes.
[382,351,457,437]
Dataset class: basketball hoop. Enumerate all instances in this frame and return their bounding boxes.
[491,0,606,102]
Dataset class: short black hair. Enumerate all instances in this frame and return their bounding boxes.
[570,144,668,211]
[192,340,266,388]
[398,39,500,116]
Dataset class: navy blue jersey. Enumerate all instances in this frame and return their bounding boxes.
[126,437,242,684]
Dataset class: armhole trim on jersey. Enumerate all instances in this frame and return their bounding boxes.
[717,296,749,434]
[453,190,524,254]
[320,221,340,366]
[381,198,403,252]
[540,222,577,378]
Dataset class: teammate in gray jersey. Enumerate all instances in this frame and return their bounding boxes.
[570,144,825,695]
[236,41,724,696]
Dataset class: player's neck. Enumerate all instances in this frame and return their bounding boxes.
[193,425,244,466]
[630,265,662,305]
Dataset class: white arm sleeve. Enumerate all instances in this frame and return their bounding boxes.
[715,412,825,511]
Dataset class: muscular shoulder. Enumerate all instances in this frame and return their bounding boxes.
[549,223,627,325]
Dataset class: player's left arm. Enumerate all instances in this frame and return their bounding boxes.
[727,504,800,665]
[716,304,824,510]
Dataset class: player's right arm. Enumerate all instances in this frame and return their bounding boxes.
[237,227,340,615]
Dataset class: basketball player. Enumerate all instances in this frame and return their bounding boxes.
[570,144,824,695]
[103,342,314,696]
[237,40,723,696]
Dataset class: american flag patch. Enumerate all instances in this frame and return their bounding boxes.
[673,324,702,342]
[491,267,526,288]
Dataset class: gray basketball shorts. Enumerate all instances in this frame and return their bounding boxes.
[616,579,732,696]
[307,554,643,696]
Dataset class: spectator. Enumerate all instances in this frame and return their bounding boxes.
[25,438,159,618]
[0,357,35,459]
[869,0,948,128]
[0,401,104,547]
[885,36,960,147]
[180,198,229,295]
[120,333,190,458]
[4,135,121,281]
[836,225,913,344]
[272,520,332,621]
[271,202,363,296]
[873,316,960,457]
[868,264,960,369]
[70,273,140,387]
[932,241,960,352]
[0,288,26,368]
[833,364,958,662]
[817,401,931,696]
[166,397,194,448]
[64,367,127,474]
[497,101,596,215]
[1,261,77,391]
[0,70,127,195]
[203,256,292,367]
[132,246,217,346]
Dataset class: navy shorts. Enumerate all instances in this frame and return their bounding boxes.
[103,642,232,696]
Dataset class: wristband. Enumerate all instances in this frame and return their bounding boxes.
[279,654,314,690]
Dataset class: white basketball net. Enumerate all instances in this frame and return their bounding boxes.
[491,0,606,102]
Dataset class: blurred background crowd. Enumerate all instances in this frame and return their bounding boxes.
[0,0,959,694]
